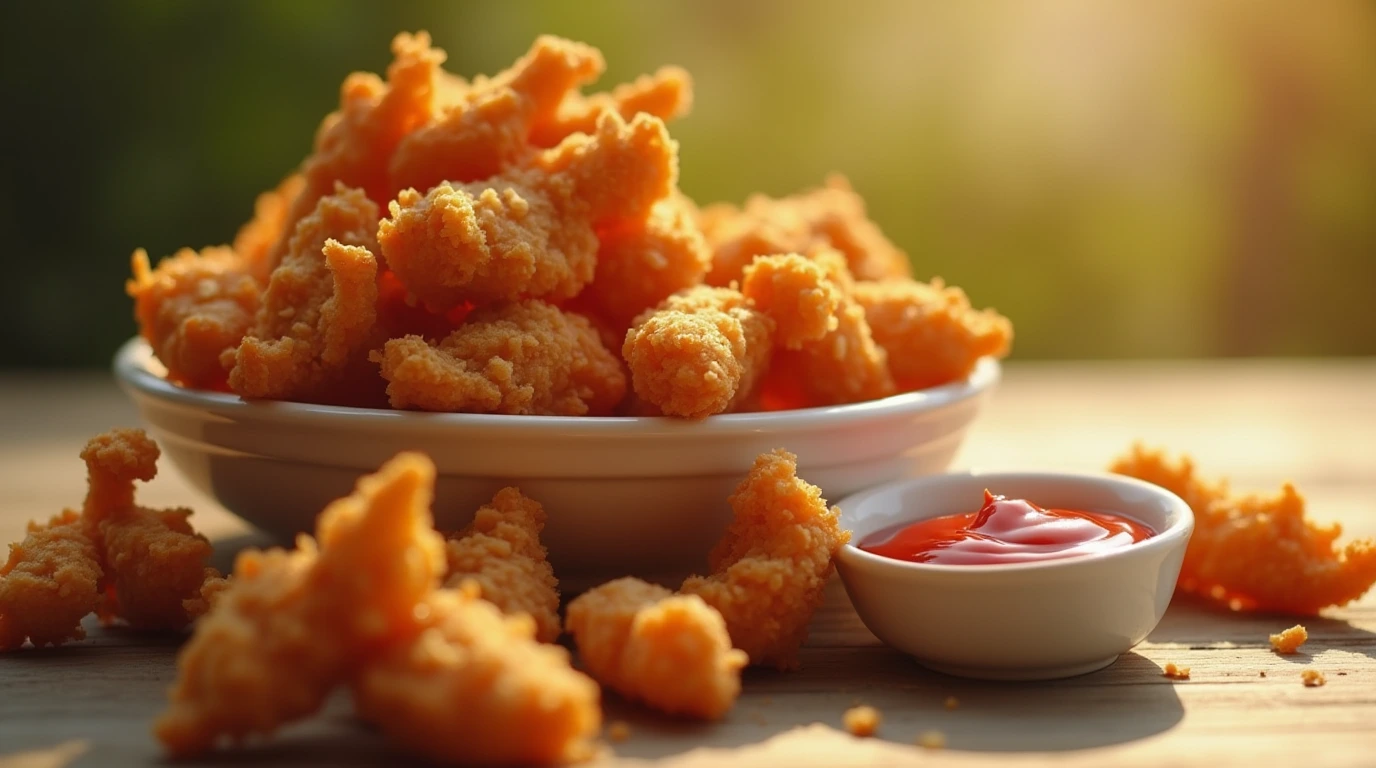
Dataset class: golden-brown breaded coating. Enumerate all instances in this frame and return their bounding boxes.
[853,278,1012,390]
[0,511,101,651]
[681,449,851,670]
[268,32,447,270]
[227,185,381,405]
[380,111,677,311]
[582,194,711,329]
[354,582,601,767]
[530,65,693,148]
[182,569,231,620]
[233,174,306,283]
[703,176,911,286]
[566,577,746,720]
[127,246,259,390]
[444,487,560,643]
[740,254,841,350]
[79,429,218,631]
[376,300,626,415]
[379,175,599,310]
[388,36,605,195]
[155,543,319,756]
[155,452,447,757]
[1111,445,1376,614]
[622,287,775,419]
[760,299,895,410]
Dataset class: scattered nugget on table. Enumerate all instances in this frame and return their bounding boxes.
[1269,624,1309,655]
[1111,445,1376,613]
[1301,669,1327,687]
[566,577,745,720]
[842,705,881,738]
[680,449,851,670]
[442,487,561,643]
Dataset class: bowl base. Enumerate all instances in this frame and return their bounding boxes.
[915,654,1120,681]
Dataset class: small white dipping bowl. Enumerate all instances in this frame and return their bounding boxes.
[834,472,1193,681]
[113,338,1001,581]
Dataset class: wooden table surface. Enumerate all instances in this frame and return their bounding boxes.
[2,361,1374,767]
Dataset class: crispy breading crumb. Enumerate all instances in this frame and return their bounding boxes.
[1259,670,1267,677]
[843,705,880,738]
[607,721,631,743]
[916,730,946,749]
[944,696,959,711]
[1270,624,1308,655]
[1301,669,1326,687]
[1163,662,1191,680]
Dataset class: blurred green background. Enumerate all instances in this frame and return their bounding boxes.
[3,0,1373,368]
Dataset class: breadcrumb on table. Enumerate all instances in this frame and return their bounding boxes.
[1163,663,1191,680]
[1301,669,1327,687]
[916,730,946,749]
[1270,624,1309,655]
[843,706,881,738]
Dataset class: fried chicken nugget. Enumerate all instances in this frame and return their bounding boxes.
[227,185,381,405]
[758,256,896,409]
[444,487,560,643]
[681,449,851,670]
[389,36,605,195]
[376,300,626,415]
[581,194,711,329]
[740,253,842,350]
[265,32,446,271]
[853,278,1012,391]
[379,111,677,310]
[0,511,101,651]
[355,582,601,766]
[565,577,746,720]
[1112,446,1376,614]
[80,429,217,630]
[702,175,911,286]
[622,287,774,419]
[127,246,259,390]
[530,65,693,148]
[155,452,446,756]
[233,174,306,283]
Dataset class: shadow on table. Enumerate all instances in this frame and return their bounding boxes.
[608,645,1186,761]
[1149,596,1376,663]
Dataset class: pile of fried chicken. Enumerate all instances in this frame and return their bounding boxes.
[127,32,1013,419]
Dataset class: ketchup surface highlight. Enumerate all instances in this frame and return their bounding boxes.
[859,490,1155,566]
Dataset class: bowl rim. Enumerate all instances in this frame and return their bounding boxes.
[834,470,1194,575]
[112,336,1002,434]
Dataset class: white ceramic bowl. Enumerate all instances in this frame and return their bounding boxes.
[834,472,1193,680]
[114,338,1001,581]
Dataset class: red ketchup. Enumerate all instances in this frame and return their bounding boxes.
[860,491,1154,565]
